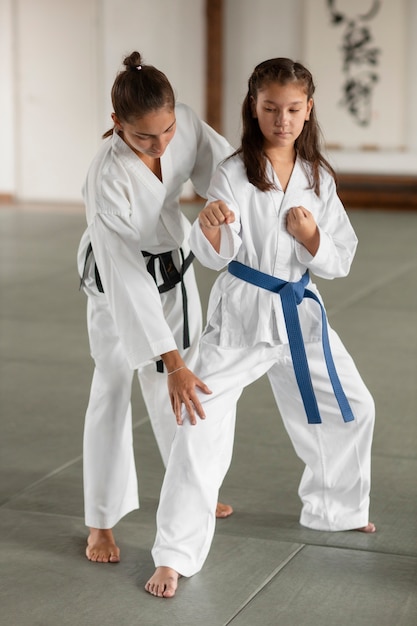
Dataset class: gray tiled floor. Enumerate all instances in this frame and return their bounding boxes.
[0,203,416,626]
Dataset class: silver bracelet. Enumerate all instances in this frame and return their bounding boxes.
[167,366,186,376]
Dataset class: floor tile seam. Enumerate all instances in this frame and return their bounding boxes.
[326,257,417,317]
[294,542,417,561]
[1,509,416,565]
[215,530,417,560]
[0,454,83,509]
[0,415,150,509]
[224,543,306,625]
[0,506,159,530]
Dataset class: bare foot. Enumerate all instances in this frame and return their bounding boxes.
[216,502,233,518]
[86,528,120,563]
[355,522,376,533]
[145,567,179,598]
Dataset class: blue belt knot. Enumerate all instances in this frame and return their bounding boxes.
[228,260,354,425]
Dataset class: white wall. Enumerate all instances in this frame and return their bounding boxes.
[224,0,417,175]
[329,0,417,172]
[406,0,417,152]
[0,0,205,203]
[304,0,407,150]
[0,0,15,195]
[15,0,100,203]
[1,0,417,203]
[224,0,303,147]
[100,0,205,132]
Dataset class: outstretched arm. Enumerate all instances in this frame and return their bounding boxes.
[198,200,235,253]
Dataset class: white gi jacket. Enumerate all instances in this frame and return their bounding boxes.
[189,154,358,348]
[77,103,233,369]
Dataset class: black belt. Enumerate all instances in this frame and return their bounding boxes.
[142,249,194,351]
[80,244,194,371]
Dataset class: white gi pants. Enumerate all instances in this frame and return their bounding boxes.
[152,329,375,577]
[83,265,202,529]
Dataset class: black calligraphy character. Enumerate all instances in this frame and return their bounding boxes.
[327,0,381,126]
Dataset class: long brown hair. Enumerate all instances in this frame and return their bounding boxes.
[236,57,335,195]
[102,51,175,139]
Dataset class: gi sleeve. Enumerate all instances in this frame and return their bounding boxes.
[190,164,242,270]
[295,173,358,279]
[89,210,177,369]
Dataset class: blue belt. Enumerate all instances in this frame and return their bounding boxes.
[228,260,354,425]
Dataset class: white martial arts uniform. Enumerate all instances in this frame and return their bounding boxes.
[77,103,233,529]
[151,155,375,577]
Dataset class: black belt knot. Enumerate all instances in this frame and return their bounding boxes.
[142,249,194,356]
[80,244,194,373]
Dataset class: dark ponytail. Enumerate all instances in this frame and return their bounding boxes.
[103,51,175,138]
